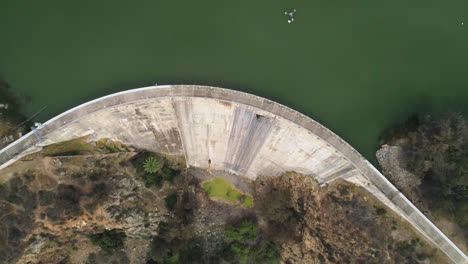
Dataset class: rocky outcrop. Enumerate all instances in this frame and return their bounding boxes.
[377,144,468,255]
[376,144,422,203]
[0,144,174,264]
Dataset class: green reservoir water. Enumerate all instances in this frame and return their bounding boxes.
[1,0,468,159]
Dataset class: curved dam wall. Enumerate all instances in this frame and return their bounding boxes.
[0,85,466,263]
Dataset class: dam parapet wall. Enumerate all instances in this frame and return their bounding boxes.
[0,85,466,263]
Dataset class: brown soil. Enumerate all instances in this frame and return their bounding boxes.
[0,121,24,149]
[0,141,168,264]
[253,172,451,264]
[0,138,453,264]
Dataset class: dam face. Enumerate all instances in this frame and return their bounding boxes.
[1,86,358,183]
[0,85,466,263]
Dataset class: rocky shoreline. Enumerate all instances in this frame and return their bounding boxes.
[376,143,468,254]
[0,82,31,150]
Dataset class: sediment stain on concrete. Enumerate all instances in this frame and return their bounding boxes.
[173,98,238,171]
[134,106,183,154]
[321,165,356,183]
[224,107,273,175]
[173,98,200,166]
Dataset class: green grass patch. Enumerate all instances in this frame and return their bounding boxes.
[96,138,130,153]
[242,195,253,207]
[202,177,253,207]
[42,137,92,157]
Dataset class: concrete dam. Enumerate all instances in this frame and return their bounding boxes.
[0,85,466,263]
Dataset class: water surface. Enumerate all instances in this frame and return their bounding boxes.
[1,0,468,159]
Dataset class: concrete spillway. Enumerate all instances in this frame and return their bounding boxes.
[0,85,466,263]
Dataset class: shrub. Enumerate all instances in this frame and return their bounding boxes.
[160,166,178,182]
[57,184,82,217]
[147,238,170,262]
[224,220,280,264]
[136,153,182,188]
[375,206,387,216]
[165,193,178,211]
[86,253,97,264]
[0,184,8,200]
[89,229,126,253]
[146,220,277,264]
[91,183,107,198]
[142,173,163,188]
[251,240,280,264]
[38,190,56,206]
[147,237,203,264]
[256,183,301,238]
[225,220,259,242]
[88,171,100,181]
[163,252,179,264]
[143,156,161,174]
[178,238,203,262]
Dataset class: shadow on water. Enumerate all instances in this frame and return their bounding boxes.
[0,80,27,123]
[370,94,468,166]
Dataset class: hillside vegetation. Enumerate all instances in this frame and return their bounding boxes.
[0,138,451,263]
[379,112,468,242]
[0,81,31,149]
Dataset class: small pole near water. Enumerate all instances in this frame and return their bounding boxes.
[12,106,47,131]
[284,9,297,24]
[0,106,47,147]
[31,122,44,142]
